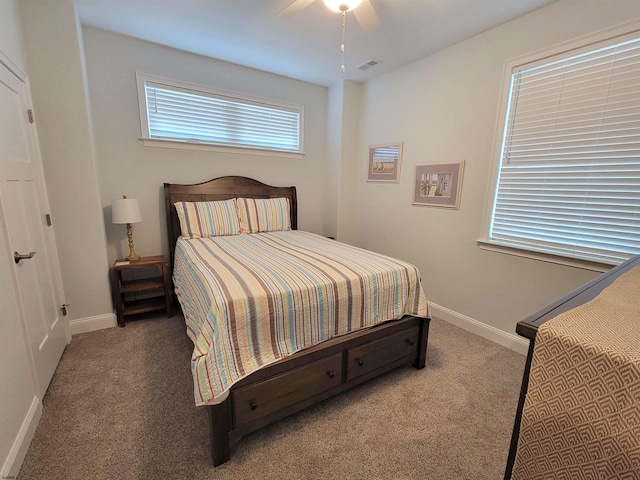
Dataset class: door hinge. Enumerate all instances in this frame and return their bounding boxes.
[61,304,70,316]
[45,213,52,226]
[27,109,34,124]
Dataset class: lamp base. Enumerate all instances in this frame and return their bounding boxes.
[125,223,141,262]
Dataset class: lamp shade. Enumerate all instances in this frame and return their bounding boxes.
[112,196,142,224]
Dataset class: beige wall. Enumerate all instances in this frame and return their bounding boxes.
[335,80,362,244]
[325,79,361,240]
[345,0,640,342]
[0,0,26,73]
[81,27,328,263]
[324,81,344,238]
[19,0,114,324]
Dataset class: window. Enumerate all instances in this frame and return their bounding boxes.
[484,28,640,266]
[136,73,303,155]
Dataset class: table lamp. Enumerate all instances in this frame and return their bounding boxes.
[112,195,142,261]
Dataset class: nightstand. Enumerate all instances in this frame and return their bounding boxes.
[111,255,173,327]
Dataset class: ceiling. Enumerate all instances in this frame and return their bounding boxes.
[73,0,559,87]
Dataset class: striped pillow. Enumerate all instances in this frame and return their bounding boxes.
[174,200,241,238]
[236,197,291,233]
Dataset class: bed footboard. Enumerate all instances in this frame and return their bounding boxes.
[206,315,430,466]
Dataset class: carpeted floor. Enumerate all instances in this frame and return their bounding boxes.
[18,315,525,479]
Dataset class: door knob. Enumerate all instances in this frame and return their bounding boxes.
[14,251,36,264]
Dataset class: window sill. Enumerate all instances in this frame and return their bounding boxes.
[139,138,305,159]
[476,240,614,273]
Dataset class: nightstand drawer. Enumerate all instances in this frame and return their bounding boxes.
[346,327,419,381]
[233,353,343,428]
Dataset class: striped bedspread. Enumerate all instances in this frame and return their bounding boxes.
[173,230,428,406]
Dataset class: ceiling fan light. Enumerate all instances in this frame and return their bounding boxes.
[322,0,363,13]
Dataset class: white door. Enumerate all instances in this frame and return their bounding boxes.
[0,62,69,399]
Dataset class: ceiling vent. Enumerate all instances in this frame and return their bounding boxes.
[357,59,381,70]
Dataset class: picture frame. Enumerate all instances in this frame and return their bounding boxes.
[367,143,403,183]
[413,161,465,209]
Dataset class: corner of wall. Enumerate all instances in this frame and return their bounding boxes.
[324,81,345,238]
[19,0,114,321]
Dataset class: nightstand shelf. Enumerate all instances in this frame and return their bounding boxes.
[120,278,165,293]
[111,255,172,327]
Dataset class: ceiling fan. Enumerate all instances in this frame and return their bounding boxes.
[277,0,381,32]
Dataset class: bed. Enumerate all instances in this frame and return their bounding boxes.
[164,176,431,466]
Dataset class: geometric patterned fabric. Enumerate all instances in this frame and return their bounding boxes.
[512,266,640,480]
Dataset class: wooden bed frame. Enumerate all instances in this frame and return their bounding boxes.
[164,176,431,466]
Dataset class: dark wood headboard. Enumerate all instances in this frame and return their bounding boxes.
[163,176,297,268]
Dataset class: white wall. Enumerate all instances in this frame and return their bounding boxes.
[325,79,361,240]
[19,0,114,329]
[0,0,26,75]
[347,0,640,347]
[335,80,361,244]
[0,2,41,476]
[325,81,344,238]
[81,27,328,263]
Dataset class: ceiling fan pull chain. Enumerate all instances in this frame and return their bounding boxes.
[341,10,346,73]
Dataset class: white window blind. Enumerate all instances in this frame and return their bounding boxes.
[140,76,302,153]
[489,35,640,265]
[372,145,400,160]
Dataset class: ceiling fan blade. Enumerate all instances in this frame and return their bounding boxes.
[276,0,317,18]
[353,0,380,31]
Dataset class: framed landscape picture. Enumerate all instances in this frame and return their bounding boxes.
[367,143,403,183]
[413,161,465,209]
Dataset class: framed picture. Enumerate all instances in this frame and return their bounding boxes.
[413,161,465,209]
[367,143,403,183]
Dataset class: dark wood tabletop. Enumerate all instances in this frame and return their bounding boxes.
[516,255,640,340]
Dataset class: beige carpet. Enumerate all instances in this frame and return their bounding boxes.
[18,315,525,479]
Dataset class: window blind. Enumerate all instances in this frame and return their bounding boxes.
[489,35,640,265]
[372,145,400,159]
[143,81,302,153]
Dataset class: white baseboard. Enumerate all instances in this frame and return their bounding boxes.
[428,302,529,355]
[69,312,117,335]
[1,396,42,478]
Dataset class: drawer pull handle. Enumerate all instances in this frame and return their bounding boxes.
[406,339,415,346]
[356,358,364,367]
[327,371,335,379]
[250,402,257,411]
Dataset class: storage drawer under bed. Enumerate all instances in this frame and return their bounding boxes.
[233,353,343,428]
[346,326,420,381]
